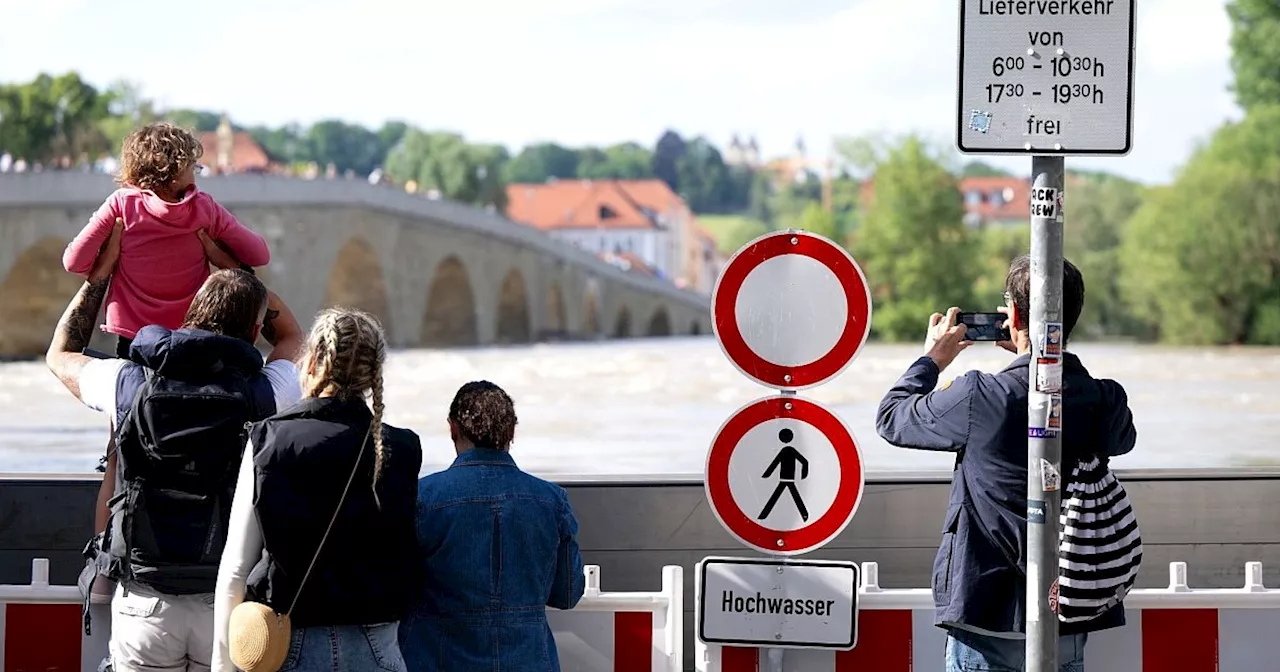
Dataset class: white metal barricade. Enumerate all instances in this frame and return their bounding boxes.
[698,561,1280,672]
[0,559,683,672]
[549,564,684,672]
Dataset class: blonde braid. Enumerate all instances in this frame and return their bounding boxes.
[304,308,389,506]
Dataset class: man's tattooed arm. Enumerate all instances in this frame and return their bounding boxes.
[261,308,281,344]
[46,278,110,401]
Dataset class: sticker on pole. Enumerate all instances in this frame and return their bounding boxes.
[704,395,865,556]
[711,230,872,390]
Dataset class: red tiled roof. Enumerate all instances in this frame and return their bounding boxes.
[958,176,1030,221]
[198,131,270,172]
[505,179,689,231]
[860,175,1031,223]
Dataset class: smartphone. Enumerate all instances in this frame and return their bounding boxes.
[81,348,114,360]
[957,312,1011,342]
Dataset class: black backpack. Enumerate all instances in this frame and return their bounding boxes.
[89,365,275,600]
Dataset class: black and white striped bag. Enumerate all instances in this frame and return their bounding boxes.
[1057,456,1144,623]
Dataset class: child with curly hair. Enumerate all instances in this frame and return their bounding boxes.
[63,122,271,356]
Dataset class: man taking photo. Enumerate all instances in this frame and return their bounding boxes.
[875,255,1138,672]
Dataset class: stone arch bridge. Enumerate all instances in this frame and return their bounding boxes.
[0,174,711,358]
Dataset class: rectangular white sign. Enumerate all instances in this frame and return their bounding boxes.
[697,557,858,650]
[956,0,1136,155]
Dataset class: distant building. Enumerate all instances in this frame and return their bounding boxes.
[957,176,1030,226]
[724,134,762,169]
[504,179,723,294]
[198,114,271,174]
[859,174,1037,228]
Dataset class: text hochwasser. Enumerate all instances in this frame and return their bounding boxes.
[721,590,838,616]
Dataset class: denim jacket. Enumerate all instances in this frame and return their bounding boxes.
[399,448,586,671]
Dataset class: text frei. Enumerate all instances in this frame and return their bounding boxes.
[721,590,837,616]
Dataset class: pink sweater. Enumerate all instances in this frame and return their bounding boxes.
[63,186,271,338]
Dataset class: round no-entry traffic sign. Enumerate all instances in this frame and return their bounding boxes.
[711,230,872,390]
[705,395,865,556]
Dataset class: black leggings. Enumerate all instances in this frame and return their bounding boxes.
[115,336,132,359]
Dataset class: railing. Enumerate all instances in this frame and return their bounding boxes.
[697,560,1280,672]
[0,559,685,672]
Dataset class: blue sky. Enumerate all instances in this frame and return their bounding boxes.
[0,0,1237,184]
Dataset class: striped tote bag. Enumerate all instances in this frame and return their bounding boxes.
[1057,456,1144,622]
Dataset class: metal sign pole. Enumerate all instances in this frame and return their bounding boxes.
[763,387,801,672]
[1026,154,1064,672]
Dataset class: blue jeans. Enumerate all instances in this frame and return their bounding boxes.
[280,622,406,672]
[945,629,1087,672]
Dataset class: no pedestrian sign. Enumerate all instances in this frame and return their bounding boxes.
[712,230,872,390]
[704,396,865,556]
[956,0,1136,155]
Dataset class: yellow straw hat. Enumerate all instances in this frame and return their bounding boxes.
[229,601,291,672]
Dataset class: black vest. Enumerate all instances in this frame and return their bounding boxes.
[247,396,422,628]
[105,326,276,595]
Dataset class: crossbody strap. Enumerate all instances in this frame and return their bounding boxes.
[284,421,373,617]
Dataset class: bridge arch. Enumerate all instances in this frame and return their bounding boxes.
[496,269,531,344]
[543,281,567,339]
[647,307,672,337]
[421,256,478,347]
[0,237,84,358]
[613,306,632,339]
[583,290,601,337]
[323,237,392,331]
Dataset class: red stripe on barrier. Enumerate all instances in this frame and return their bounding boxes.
[722,646,759,671]
[4,603,81,672]
[835,609,913,671]
[1141,609,1218,672]
[614,611,653,672]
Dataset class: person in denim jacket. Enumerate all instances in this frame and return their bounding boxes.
[400,381,586,671]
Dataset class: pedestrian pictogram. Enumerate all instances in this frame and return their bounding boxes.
[758,429,809,522]
[705,396,865,556]
[711,230,872,390]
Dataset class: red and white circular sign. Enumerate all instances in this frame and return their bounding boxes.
[711,230,872,390]
[704,395,865,556]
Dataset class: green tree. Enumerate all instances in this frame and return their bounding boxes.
[577,142,653,179]
[98,80,158,154]
[961,161,1012,177]
[502,142,579,184]
[384,129,509,210]
[848,135,977,341]
[793,202,838,240]
[1062,174,1148,339]
[166,109,223,132]
[1120,106,1280,344]
[652,130,686,191]
[1228,0,1280,110]
[0,72,108,163]
[675,136,730,212]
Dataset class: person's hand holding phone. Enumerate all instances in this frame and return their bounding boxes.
[924,307,972,372]
[994,305,1017,354]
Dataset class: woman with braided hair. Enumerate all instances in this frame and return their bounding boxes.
[212,308,422,672]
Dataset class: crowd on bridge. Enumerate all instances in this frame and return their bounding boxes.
[34,121,1143,672]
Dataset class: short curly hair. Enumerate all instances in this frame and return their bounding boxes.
[116,122,203,192]
[449,381,518,451]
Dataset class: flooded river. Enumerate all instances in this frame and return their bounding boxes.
[1,338,1277,477]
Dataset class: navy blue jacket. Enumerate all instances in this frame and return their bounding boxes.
[399,448,585,671]
[875,353,1136,635]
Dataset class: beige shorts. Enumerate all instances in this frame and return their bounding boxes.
[109,582,214,672]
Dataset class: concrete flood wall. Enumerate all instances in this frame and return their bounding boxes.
[2,470,1277,669]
